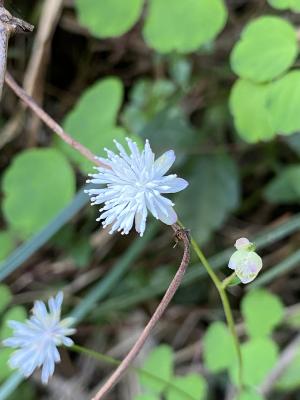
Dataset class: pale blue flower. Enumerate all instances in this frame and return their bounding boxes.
[3,292,75,384]
[228,237,262,284]
[85,138,188,236]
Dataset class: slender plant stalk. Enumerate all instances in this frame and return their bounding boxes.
[90,225,190,400]
[222,271,237,289]
[71,345,198,400]
[190,237,243,393]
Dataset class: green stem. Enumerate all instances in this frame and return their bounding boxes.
[190,237,243,393]
[222,271,237,290]
[71,344,197,400]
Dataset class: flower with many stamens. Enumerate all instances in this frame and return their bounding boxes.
[85,138,188,236]
[3,292,75,384]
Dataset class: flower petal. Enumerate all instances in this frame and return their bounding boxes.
[229,250,262,284]
[159,177,189,193]
[154,150,175,177]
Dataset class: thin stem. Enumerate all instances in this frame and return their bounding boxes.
[190,238,243,393]
[5,72,107,168]
[222,271,237,290]
[71,344,197,400]
[91,224,190,400]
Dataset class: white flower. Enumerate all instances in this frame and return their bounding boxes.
[3,292,75,384]
[85,138,188,236]
[228,238,262,284]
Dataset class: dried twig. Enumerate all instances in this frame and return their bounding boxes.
[91,225,190,400]
[24,0,64,145]
[5,72,106,167]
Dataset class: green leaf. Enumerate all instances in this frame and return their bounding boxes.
[268,0,300,11]
[230,16,298,82]
[134,396,159,400]
[242,289,284,337]
[264,166,300,204]
[285,133,300,155]
[143,0,228,53]
[230,337,278,386]
[165,374,207,400]
[0,285,12,314]
[229,79,274,142]
[203,322,236,372]
[176,154,240,244]
[240,389,265,400]
[58,78,126,173]
[2,149,75,239]
[276,349,300,390]
[0,348,14,380]
[267,70,300,135]
[0,306,27,340]
[0,232,14,262]
[139,345,173,394]
[75,0,143,38]
[138,107,196,160]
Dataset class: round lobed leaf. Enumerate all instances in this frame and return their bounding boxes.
[75,0,144,38]
[0,285,12,314]
[230,16,298,82]
[229,79,275,142]
[2,149,75,239]
[203,321,236,372]
[230,337,278,386]
[241,289,284,337]
[276,349,300,390]
[264,165,300,204]
[58,77,126,173]
[166,374,207,400]
[268,0,300,11]
[240,389,265,400]
[0,306,27,340]
[267,70,300,135]
[176,154,240,244]
[143,0,228,53]
[138,345,173,393]
[0,231,15,261]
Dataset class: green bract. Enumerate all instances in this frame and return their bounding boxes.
[75,0,143,38]
[230,16,298,83]
[267,71,300,134]
[2,149,75,239]
[230,79,274,142]
[143,0,227,53]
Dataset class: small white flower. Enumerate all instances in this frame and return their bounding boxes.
[85,138,188,236]
[228,238,262,284]
[3,292,75,384]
